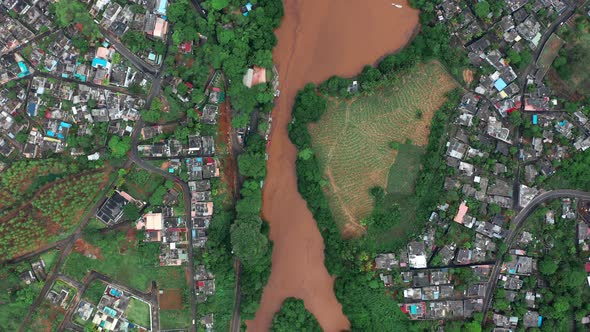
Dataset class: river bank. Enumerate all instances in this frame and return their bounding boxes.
[247,0,419,331]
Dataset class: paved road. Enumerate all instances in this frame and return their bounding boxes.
[100,28,157,78]
[481,189,590,318]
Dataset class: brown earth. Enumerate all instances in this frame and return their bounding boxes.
[73,238,103,260]
[463,69,474,85]
[159,289,182,310]
[216,100,238,199]
[250,0,419,331]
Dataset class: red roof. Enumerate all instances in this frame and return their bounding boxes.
[197,280,205,287]
[180,41,192,53]
[212,87,221,92]
[185,82,193,89]
[585,262,590,273]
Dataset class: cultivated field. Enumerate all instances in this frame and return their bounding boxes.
[309,62,457,236]
[0,161,111,260]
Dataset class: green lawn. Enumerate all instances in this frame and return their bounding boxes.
[83,280,106,305]
[63,226,160,291]
[40,250,58,272]
[386,143,425,195]
[126,298,151,328]
[122,167,165,202]
[160,306,191,330]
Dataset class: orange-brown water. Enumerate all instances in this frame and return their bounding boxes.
[248,1,419,331]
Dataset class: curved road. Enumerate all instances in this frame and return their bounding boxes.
[481,189,590,318]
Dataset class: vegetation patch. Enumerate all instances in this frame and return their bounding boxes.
[63,225,160,290]
[0,262,45,331]
[0,168,110,260]
[83,280,107,305]
[309,62,457,235]
[126,298,151,328]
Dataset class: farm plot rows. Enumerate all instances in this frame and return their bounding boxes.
[0,171,109,259]
[309,62,457,235]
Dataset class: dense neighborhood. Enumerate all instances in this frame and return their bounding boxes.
[374,0,590,329]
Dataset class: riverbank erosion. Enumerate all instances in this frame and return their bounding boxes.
[247,1,419,331]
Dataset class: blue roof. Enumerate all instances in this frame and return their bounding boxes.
[410,305,417,315]
[538,316,543,327]
[169,168,174,173]
[494,79,507,91]
[27,103,36,117]
[92,58,108,68]
[60,122,72,128]
[532,114,538,125]
[47,130,55,137]
[18,61,28,73]
[157,0,168,15]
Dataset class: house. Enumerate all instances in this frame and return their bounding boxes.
[375,253,399,270]
[152,17,168,39]
[494,314,519,328]
[96,191,130,225]
[438,244,456,265]
[77,301,95,321]
[455,249,472,265]
[502,275,524,290]
[201,104,218,125]
[407,242,427,268]
[523,311,542,328]
[143,212,164,242]
[242,66,267,88]
[201,313,214,331]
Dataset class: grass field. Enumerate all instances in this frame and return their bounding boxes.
[126,298,151,328]
[537,33,564,77]
[309,61,457,236]
[121,167,165,202]
[83,280,107,305]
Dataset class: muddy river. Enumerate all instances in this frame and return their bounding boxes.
[247,1,419,331]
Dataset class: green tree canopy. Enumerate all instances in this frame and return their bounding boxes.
[271,298,322,332]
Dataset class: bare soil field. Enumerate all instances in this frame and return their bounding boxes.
[159,289,182,310]
[309,62,457,234]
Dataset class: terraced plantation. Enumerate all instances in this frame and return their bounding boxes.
[309,62,457,236]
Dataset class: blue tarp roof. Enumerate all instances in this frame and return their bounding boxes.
[532,114,538,125]
[27,103,36,116]
[538,316,543,327]
[92,58,108,68]
[494,78,507,91]
[60,122,72,128]
[47,130,55,137]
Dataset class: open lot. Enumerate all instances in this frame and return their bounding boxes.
[309,62,457,236]
[537,33,564,77]
[159,288,182,310]
[121,166,165,202]
[126,297,151,328]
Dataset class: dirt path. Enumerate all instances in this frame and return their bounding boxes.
[249,1,419,331]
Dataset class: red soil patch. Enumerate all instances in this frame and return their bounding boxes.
[159,289,182,310]
[160,161,170,171]
[252,0,419,331]
[216,100,238,199]
[126,227,136,242]
[74,238,103,259]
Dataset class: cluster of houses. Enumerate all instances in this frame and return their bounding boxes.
[376,250,492,320]
[138,206,189,266]
[18,257,47,285]
[27,32,148,88]
[0,14,35,55]
[138,134,215,158]
[0,53,31,84]
[2,0,54,33]
[374,0,590,329]
[76,284,151,331]
[20,76,145,158]
[96,0,169,62]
